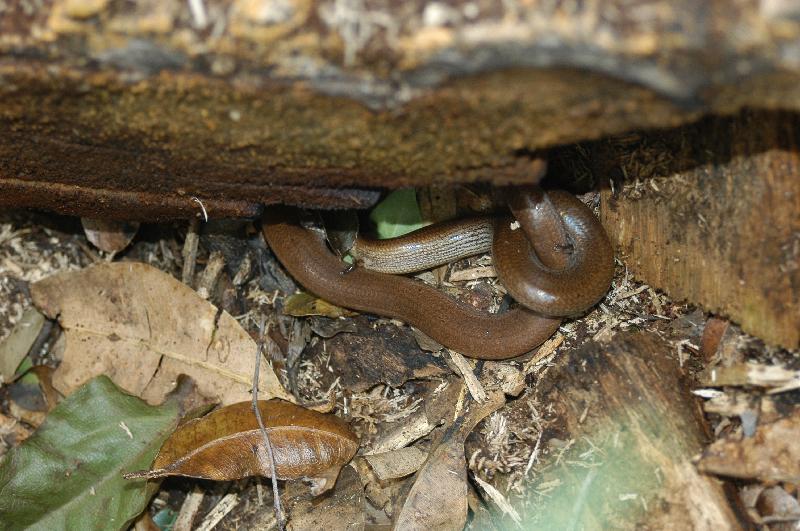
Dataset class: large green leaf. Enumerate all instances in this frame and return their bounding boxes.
[370,189,427,239]
[0,376,180,530]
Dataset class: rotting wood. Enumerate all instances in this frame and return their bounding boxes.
[598,111,800,349]
[3,1,800,218]
[530,332,748,529]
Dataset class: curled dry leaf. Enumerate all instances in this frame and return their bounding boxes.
[394,384,506,531]
[30,262,292,405]
[125,399,359,482]
[81,218,139,253]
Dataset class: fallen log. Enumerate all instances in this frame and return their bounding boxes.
[529,331,749,529]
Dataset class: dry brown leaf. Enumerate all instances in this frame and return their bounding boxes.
[697,413,800,483]
[282,292,357,319]
[393,438,470,529]
[30,262,293,405]
[287,465,366,531]
[81,218,139,253]
[394,384,505,530]
[351,455,413,515]
[125,399,359,481]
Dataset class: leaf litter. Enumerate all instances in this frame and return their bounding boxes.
[30,262,292,406]
[0,376,181,530]
[0,179,799,530]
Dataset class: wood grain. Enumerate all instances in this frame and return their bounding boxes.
[532,332,748,529]
[600,111,800,348]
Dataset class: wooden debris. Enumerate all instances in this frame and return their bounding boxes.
[600,111,800,348]
[448,350,487,403]
[369,410,435,455]
[173,485,204,531]
[448,266,497,283]
[394,381,505,530]
[472,475,522,525]
[697,413,800,483]
[195,251,226,300]
[287,465,365,531]
[317,318,449,392]
[532,331,745,528]
[195,493,238,531]
[522,333,564,373]
[701,362,800,394]
[181,218,201,285]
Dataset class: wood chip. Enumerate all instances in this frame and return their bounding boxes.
[697,413,800,483]
[369,410,434,454]
[702,362,800,393]
[173,485,205,531]
[363,447,428,481]
[181,218,201,285]
[196,493,238,531]
[448,350,487,403]
[448,266,497,282]
[523,333,564,373]
[196,251,226,299]
[472,475,522,524]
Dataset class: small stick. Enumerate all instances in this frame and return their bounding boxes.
[181,217,201,286]
[253,317,285,530]
[173,485,205,531]
[196,251,226,299]
[448,350,487,403]
[195,492,238,531]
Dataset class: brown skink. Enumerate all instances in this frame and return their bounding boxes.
[262,187,613,360]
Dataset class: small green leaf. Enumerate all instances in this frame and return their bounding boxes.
[0,376,180,530]
[370,189,427,239]
[0,307,45,384]
[16,357,37,386]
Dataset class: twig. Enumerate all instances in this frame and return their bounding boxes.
[196,251,226,299]
[472,474,522,526]
[448,350,487,403]
[524,430,544,476]
[195,492,238,531]
[173,485,205,531]
[253,317,285,530]
[181,217,201,285]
